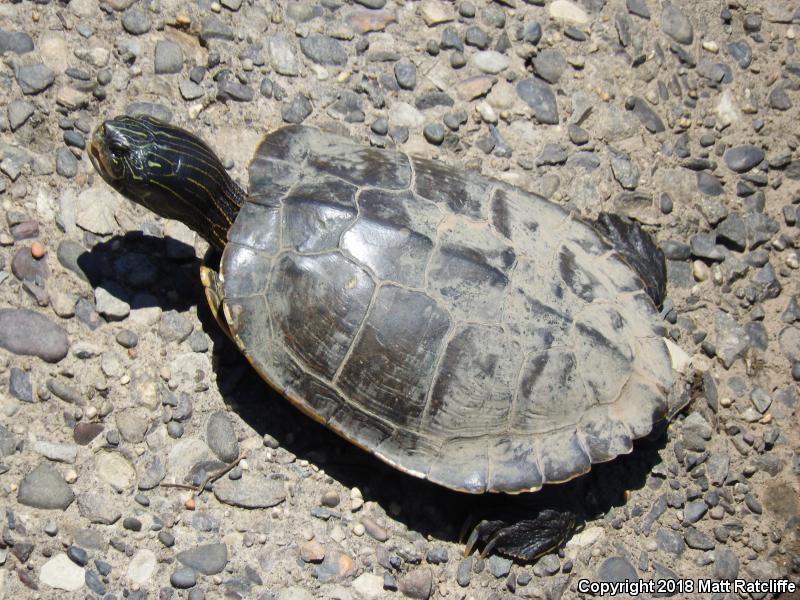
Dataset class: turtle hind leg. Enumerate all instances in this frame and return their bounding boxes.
[591,213,667,309]
[463,508,578,562]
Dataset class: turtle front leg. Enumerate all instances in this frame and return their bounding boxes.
[463,508,577,562]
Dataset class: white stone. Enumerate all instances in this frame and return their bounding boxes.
[565,526,604,555]
[471,50,509,75]
[39,33,70,73]
[715,90,741,128]
[166,438,215,480]
[95,450,136,490]
[352,573,384,600]
[549,0,589,25]
[388,102,424,128]
[40,553,85,591]
[127,549,157,584]
[95,287,131,320]
[664,338,692,374]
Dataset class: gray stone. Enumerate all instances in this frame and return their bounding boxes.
[684,526,714,550]
[154,40,183,74]
[610,151,639,190]
[0,425,18,457]
[655,528,685,555]
[488,555,512,577]
[714,547,738,580]
[0,29,34,54]
[116,407,149,443]
[177,543,228,575]
[684,500,708,523]
[0,309,69,363]
[768,87,792,111]
[282,94,313,124]
[138,456,166,490]
[16,64,55,95]
[159,310,193,343]
[299,35,347,66]
[217,79,255,102]
[9,367,33,402]
[517,79,558,124]
[121,8,151,34]
[423,123,445,145]
[33,440,78,463]
[8,100,34,131]
[626,96,664,133]
[206,411,239,462]
[728,40,752,69]
[471,50,508,74]
[724,145,764,173]
[415,92,453,110]
[200,16,234,43]
[56,148,79,178]
[179,80,203,101]
[465,26,490,49]
[716,214,747,251]
[523,22,542,44]
[269,34,298,76]
[213,475,286,509]
[714,311,749,369]
[598,556,637,582]
[171,567,197,589]
[626,0,650,19]
[126,102,173,122]
[18,462,74,509]
[661,3,693,44]
[696,172,723,196]
[95,284,130,320]
[533,49,567,84]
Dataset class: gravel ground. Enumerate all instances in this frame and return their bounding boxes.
[0,0,799,598]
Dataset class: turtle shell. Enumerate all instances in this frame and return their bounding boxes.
[218,125,674,494]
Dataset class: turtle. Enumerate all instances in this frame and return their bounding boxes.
[88,115,688,561]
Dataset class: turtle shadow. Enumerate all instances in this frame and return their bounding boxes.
[73,232,203,313]
[201,298,672,554]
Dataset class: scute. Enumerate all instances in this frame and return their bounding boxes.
[217,124,676,494]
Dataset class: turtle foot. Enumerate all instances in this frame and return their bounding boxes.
[463,508,577,562]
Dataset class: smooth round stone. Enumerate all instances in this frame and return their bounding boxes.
[0,309,69,363]
[11,247,49,283]
[0,29,34,54]
[398,568,432,599]
[299,34,347,66]
[464,26,489,49]
[18,462,74,509]
[56,147,79,178]
[598,556,637,582]
[471,50,508,74]
[213,475,286,509]
[523,21,542,44]
[282,94,313,124]
[724,145,765,173]
[394,62,416,90]
[769,87,792,111]
[549,0,589,25]
[791,361,800,381]
[67,545,88,566]
[171,567,197,589]
[121,7,151,34]
[16,63,55,94]
[423,123,445,145]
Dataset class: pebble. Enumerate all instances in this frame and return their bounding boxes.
[206,411,239,462]
[171,567,197,589]
[154,40,183,74]
[177,543,228,575]
[95,450,136,490]
[549,0,589,25]
[8,100,34,131]
[16,63,56,94]
[56,148,79,178]
[420,2,455,26]
[598,555,637,582]
[714,547,739,580]
[269,34,299,76]
[516,79,559,124]
[300,35,347,66]
[282,94,313,124]
[398,568,432,599]
[626,0,650,19]
[456,558,473,586]
[40,553,85,591]
[128,549,157,584]
[626,96,665,132]
[0,426,17,457]
[9,367,33,402]
[352,573,384,600]
[0,29,34,54]
[121,7,151,34]
[728,40,752,69]
[33,440,78,463]
[200,15,234,43]
[17,462,74,509]
[423,123,445,145]
[724,145,765,173]
[314,549,356,582]
[533,49,567,84]
[661,3,693,44]
[213,475,285,509]
[471,50,508,74]
[0,309,69,363]
[67,545,88,567]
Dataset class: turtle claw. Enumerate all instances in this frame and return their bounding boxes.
[461,509,577,562]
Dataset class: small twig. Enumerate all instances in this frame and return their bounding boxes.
[161,454,244,496]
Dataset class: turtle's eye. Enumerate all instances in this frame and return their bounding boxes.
[104,124,132,156]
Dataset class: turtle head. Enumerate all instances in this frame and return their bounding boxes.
[89,115,245,250]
